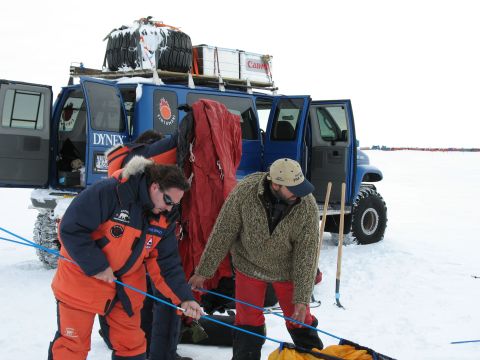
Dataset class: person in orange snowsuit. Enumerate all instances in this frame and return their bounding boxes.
[48,156,202,360]
[105,129,192,360]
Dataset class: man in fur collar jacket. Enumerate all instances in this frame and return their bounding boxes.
[49,157,202,360]
[189,158,323,360]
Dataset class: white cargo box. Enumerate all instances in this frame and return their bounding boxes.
[192,45,273,83]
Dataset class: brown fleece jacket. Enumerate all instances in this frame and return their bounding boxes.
[195,172,320,304]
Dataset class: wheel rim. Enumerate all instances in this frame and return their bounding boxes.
[361,208,379,235]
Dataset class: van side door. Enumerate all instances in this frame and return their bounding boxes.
[262,95,311,170]
[309,100,356,205]
[0,80,52,187]
[80,78,129,185]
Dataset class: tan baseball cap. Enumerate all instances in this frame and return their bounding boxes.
[267,158,314,197]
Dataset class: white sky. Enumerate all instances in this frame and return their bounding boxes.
[2,0,479,147]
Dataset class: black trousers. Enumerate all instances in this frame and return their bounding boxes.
[144,281,181,360]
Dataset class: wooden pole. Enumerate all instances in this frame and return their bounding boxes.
[318,182,332,251]
[335,182,346,308]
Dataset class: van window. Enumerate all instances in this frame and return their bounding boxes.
[187,93,258,140]
[84,82,125,132]
[316,106,348,142]
[1,89,45,130]
[270,98,304,141]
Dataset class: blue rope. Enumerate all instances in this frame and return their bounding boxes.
[0,236,42,248]
[0,234,75,263]
[198,288,343,341]
[0,226,41,246]
[451,340,480,344]
[0,226,284,346]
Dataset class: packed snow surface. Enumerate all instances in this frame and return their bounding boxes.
[0,151,479,359]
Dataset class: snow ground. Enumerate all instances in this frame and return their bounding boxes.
[0,151,479,359]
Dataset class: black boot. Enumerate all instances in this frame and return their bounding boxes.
[287,317,323,351]
[232,325,266,360]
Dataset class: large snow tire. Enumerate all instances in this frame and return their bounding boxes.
[120,32,130,69]
[127,30,140,69]
[112,33,123,70]
[156,31,192,73]
[351,186,387,244]
[105,36,117,71]
[33,210,60,269]
[330,186,387,245]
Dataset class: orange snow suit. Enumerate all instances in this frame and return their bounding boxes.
[49,167,193,359]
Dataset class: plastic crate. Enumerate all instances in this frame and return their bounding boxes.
[193,45,273,83]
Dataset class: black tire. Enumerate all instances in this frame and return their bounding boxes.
[33,210,60,269]
[350,186,387,244]
[106,32,129,71]
[120,31,130,68]
[156,30,192,72]
[156,30,169,69]
[112,33,123,70]
[127,31,140,69]
[106,36,117,71]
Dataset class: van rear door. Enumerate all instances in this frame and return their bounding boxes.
[0,80,52,187]
[80,78,129,185]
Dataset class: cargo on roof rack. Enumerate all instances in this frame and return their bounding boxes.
[98,17,276,94]
[103,17,193,73]
[192,45,273,84]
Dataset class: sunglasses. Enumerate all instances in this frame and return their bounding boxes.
[163,192,181,207]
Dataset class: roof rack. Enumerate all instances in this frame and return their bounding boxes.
[69,65,278,94]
